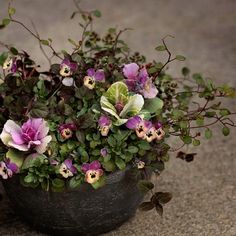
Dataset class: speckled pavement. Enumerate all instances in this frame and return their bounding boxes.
[0,0,236,235]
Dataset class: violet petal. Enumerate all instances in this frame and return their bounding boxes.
[126,116,142,129]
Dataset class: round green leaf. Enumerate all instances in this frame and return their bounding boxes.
[205,128,213,139]
[222,126,230,136]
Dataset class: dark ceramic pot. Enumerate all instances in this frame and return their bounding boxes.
[2,167,145,236]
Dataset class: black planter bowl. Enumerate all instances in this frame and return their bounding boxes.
[2,167,145,236]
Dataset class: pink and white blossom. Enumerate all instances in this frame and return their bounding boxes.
[123,63,158,99]
[0,118,52,154]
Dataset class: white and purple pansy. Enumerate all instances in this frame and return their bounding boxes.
[0,118,52,154]
[100,148,108,157]
[84,68,105,89]
[59,159,77,178]
[0,159,18,179]
[3,57,17,73]
[136,160,146,169]
[58,123,77,140]
[123,62,158,99]
[154,121,165,140]
[81,160,103,184]
[98,115,112,136]
[126,116,165,142]
[59,59,78,77]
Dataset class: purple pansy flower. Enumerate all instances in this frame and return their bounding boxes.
[126,116,152,139]
[123,63,158,99]
[0,119,52,154]
[100,148,108,157]
[84,68,105,89]
[136,160,145,169]
[58,123,77,140]
[59,59,78,77]
[98,115,112,136]
[81,160,103,184]
[59,159,77,178]
[126,115,142,129]
[126,116,164,142]
[0,159,18,179]
[3,58,17,73]
[153,121,165,140]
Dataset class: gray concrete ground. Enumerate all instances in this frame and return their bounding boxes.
[0,0,236,235]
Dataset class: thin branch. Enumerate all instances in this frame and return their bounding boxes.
[30,21,52,66]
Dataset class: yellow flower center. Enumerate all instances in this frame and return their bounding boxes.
[84,76,95,89]
[61,128,73,139]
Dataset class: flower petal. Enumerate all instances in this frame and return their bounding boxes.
[62,77,74,86]
[7,141,29,151]
[81,163,90,173]
[34,135,52,154]
[3,120,21,134]
[0,129,12,146]
[123,63,139,80]
[87,68,95,77]
[94,70,105,81]
[126,116,142,129]
[141,79,158,99]
[90,160,101,170]
[11,131,24,145]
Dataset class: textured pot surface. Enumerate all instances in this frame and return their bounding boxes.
[2,167,144,236]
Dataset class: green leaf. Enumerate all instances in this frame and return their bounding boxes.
[8,7,16,16]
[176,55,186,61]
[30,102,49,118]
[172,109,184,120]
[144,97,164,113]
[138,141,151,150]
[120,94,144,117]
[22,153,47,170]
[76,131,85,143]
[78,147,89,163]
[155,45,166,51]
[68,38,78,47]
[105,81,128,105]
[138,180,154,193]
[219,109,230,116]
[24,174,35,183]
[127,146,139,153]
[182,136,192,144]
[69,177,82,189]
[205,111,216,117]
[196,116,204,126]
[193,139,201,146]
[100,96,121,120]
[107,136,116,147]
[6,149,24,168]
[40,39,50,46]
[51,178,65,191]
[93,10,102,17]
[10,47,18,55]
[102,160,116,172]
[182,67,190,76]
[0,52,8,66]
[2,18,11,26]
[139,202,155,211]
[205,128,213,139]
[91,176,105,189]
[222,126,230,136]
[148,66,159,74]
[179,120,188,129]
[153,192,172,204]
[193,73,205,86]
[155,203,163,216]
[115,158,126,170]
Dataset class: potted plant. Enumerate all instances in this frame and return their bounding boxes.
[0,3,235,236]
